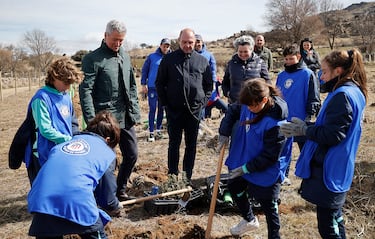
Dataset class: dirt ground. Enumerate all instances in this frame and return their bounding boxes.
[0,70,374,238]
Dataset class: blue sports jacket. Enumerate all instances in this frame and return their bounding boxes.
[29,87,74,166]
[296,82,366,192]
[141,48,168,89]
[28,133,119,226]
[221,96,288,186]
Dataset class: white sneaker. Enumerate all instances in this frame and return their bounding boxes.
[147,133,155,142]
[230,217,259,236]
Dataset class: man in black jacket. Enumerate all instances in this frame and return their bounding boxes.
[155,28,212,180]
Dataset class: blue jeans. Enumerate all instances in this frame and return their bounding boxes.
[147,88,164,132]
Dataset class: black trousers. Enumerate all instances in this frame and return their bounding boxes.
[27,154,41,185]
[116,126,138,195]
[30,213,106,239]
[317,207,346,239]
[167,110,200,180]
[228,177,281,239]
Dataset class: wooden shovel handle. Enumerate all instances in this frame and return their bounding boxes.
[120,186,193,206]
[205,145,226,239]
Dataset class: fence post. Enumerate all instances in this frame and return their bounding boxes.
[0,71,3,101]
[28,71,32,91]
[12,71,17,95]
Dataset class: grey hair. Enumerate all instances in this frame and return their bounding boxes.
[105,20,127,34]
[233,35,254,50]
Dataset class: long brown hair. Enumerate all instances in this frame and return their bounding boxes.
[239,78,281,124]
[322,48,368,101]
[86,111,120,148]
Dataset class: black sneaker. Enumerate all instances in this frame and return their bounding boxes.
[155,131,163,140]
[117,193,136,202]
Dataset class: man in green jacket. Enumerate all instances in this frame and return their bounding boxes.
[254,35,273,71]
[79,19,140,202]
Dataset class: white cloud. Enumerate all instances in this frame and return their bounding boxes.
[0,0,371,55]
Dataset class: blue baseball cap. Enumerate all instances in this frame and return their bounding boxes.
[160,38,171,45]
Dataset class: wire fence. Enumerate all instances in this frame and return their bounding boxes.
[0,71,44,101]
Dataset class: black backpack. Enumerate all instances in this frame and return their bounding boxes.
[8,109,36,169]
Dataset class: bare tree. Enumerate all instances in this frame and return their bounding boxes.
[0,44,33,77]
[23,29,57,73]
[0,45,12,73]
[265,0,319,44]
[318,0,344,49]
[2,45,29,76]
[353,11,375,54]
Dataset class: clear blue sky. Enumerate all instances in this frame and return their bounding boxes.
[0,0,372,55]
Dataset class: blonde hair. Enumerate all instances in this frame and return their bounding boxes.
[45,57,83,86]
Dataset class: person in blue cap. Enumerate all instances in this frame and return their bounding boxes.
[141,38,171,142]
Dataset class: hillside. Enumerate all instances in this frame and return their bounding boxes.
[130,1,375,76]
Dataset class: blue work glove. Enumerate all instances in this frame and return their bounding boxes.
[280,117,307,137]
[217,135,229,152]
[229,164,249,179]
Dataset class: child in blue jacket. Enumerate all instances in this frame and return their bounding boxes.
[28,111,122,239]
[280,48,367,239]
[276,44,321,184]
[218,79,288,238]
[26,57,82,184]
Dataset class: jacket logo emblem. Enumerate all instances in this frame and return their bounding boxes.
[62,139,90,155]
[284,79,293,89]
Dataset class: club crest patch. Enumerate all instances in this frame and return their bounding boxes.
[284,79,293,89]
[60,105,70,117]
[62,139,90,155]
[245,117,251,132]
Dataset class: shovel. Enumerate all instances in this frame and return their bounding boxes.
[119,186,193,206]
[205,144,226,239]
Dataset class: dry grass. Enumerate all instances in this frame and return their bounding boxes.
[0,63,374,238]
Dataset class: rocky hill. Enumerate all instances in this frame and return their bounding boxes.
[130,2,375,74]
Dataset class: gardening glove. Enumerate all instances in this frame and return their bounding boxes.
[304,115,312,123]
[217,135,229,152]
[280,117,307,137]
[229,164,249,179]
